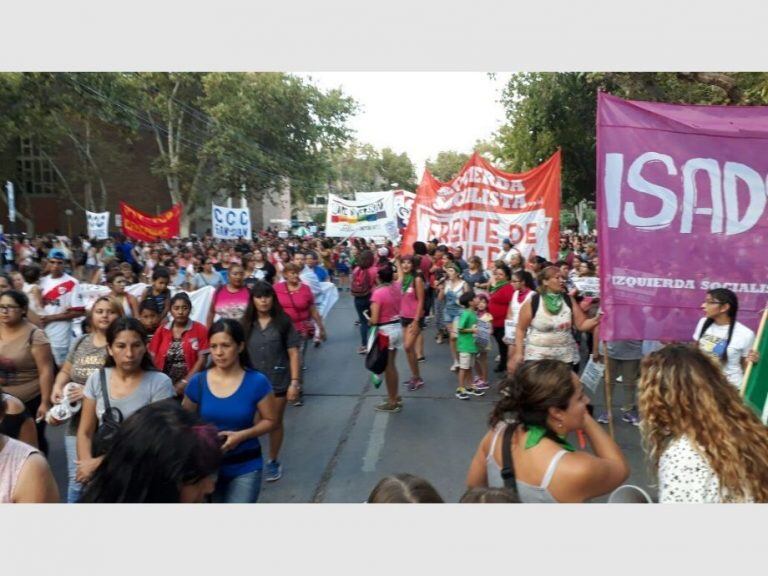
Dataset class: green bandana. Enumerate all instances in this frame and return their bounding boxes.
[542,292,564,315]
[489,280,509,294]
[524,424,575,452]
[401,273,414,294]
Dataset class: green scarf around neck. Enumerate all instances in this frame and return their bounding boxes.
[401,273,414,294]
[489,280,509,294]
[525,424,575,452]
[542,292,564,315]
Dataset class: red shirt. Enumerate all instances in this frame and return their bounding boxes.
[274,281,315,329]
[488,283,514,328]
[148,319,209,373]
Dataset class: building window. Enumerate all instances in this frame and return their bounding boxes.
[16,137,57,195]
[312,195,327,207]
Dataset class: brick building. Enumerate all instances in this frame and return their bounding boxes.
[0,127,291,237]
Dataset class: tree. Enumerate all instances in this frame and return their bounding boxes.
[493,72,768,207]
[378,147,416,190]
[425,150,470,181]
[130,72,357,234]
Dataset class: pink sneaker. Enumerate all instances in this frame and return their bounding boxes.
[474,379,490,391]
[408,377,425,391]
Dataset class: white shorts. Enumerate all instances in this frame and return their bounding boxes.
[378,322,403,350]
[459,352,476,370]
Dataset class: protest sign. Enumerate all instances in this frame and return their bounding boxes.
[212,204,251,240]
[120,202,181,241]
[401,152,561,265]
[573,276,600,298]
[356,190,415,230]
[326,193,398,239]
[597,92,768,341]
[86,210,109,239]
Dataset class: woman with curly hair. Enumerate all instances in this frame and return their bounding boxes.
[638,344,768,503]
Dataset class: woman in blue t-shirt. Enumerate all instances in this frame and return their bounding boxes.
[182,319,278,503]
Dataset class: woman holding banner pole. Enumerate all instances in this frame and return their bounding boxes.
[693,288,758,390]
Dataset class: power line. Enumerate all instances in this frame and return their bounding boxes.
[64,73,337,194]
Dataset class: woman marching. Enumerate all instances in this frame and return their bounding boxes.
[274,262,327,405]
[504,269,536,370]
[183,319,278,503]
[49,295,123,502]
[106,270,139,318]
[693,288,758,390]
[242,281,301,483]
[149,293,209,398]
[487,263,515,374]
[76,317,175,486]
[369,263,404,413]
[396,255,426,390]
[640,345,768,502]
[466,359,629,502]
[508,266,601,374]
[206,263,251,326]
[439,262,469,372]
[0,290,55,454]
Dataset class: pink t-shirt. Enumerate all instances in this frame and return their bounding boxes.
[275,282,315,327]
[400,278,421,320]
[371,283,402,324]
[213,286,250,321]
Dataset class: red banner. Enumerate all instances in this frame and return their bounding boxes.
[120,202,182,241]
[401,152,561,265]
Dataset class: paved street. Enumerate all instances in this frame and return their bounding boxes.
[46,291,655,503]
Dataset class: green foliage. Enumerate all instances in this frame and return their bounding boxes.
[493,72,768,207]
[327,142,416,195]
[425,150,470,182]
[379,147,416,190]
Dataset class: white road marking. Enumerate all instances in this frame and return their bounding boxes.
[362,411,390,472]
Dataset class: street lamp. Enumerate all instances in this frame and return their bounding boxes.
[64,208,73,237]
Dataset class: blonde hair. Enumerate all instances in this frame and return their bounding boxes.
[89,296,125,323]
[638,344,768,502]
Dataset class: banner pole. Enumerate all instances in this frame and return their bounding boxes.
[741,306,768,397]
[602,341,615,439]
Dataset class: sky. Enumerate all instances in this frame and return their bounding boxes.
[298,72,512,180]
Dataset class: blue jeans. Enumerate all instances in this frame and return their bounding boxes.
[64,435,83,503]
[354,296,371,346]
[212,469,262,503]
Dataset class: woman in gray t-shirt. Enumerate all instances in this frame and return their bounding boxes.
[76,317,174,485]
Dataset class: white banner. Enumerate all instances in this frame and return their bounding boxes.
[80,283,215,326]
[327,193,398,239]
[212,204,251,240]
[86,210,109,240]
[356,190,415,230]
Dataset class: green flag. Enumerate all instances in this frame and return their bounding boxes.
[742,308,768,424]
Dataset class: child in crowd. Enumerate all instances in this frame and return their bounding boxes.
[460,487,520,503]
[455,291,485,400]
[140,266,171,319]
[367,474,444,503]
[473,293,493,391]
[138,299,162,343]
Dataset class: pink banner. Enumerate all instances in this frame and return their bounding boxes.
[597,92,768,341]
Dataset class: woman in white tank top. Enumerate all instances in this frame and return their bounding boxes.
[466,359,629,503]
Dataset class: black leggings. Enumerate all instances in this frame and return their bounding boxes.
[23,394,48,455]
[492,327,507,370]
